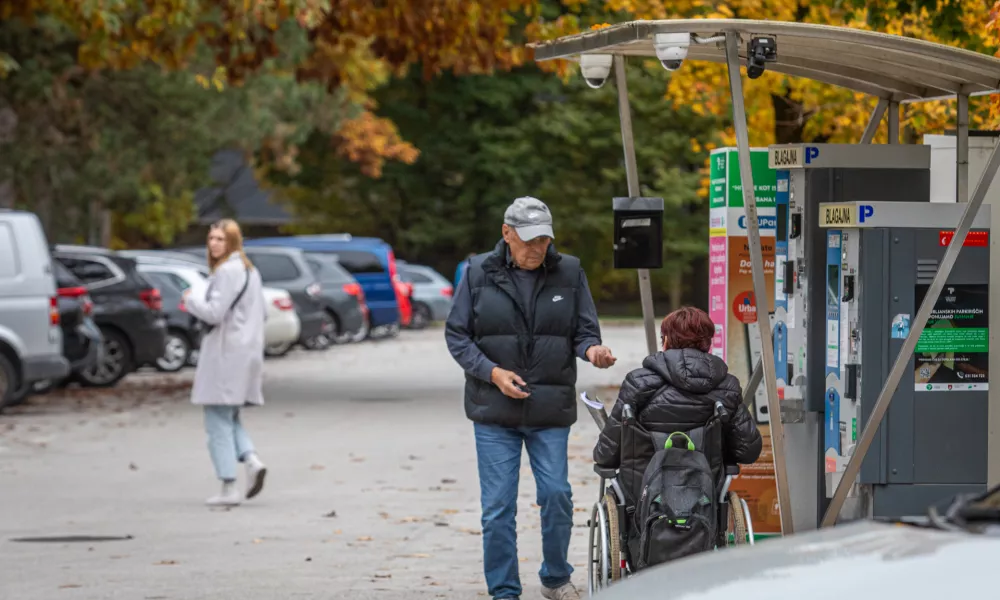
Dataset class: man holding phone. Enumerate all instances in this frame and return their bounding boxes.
[445,197,615,600]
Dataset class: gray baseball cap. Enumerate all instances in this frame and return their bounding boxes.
[503,196,555,241]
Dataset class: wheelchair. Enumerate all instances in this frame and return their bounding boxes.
[584,399,755,595]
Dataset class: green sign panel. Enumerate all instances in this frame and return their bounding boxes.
[914,284,989,392]
[709,148,777,210]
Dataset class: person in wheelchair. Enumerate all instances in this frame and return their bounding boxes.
[592,306,762,570]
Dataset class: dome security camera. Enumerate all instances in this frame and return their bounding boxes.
[653,32,691,72]
[579,54,613,89]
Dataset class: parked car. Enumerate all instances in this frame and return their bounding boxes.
[28,260,104,393]
[0,210,70,406]
[302,252,368,346]
[137,267,200,372]
[397,261,454,329]
[134,262,301,359]
[51,245,167,387]
[236,246,329,352]
[244,235,403,337]
[118,248,206,269]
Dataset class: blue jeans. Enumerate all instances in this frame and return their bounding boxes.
[204,406,255,481]
[474,423,574,600]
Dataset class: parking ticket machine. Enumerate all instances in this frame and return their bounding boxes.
[767,143,970,528]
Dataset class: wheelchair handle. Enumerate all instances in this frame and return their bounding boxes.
[664,431,696,451]
[622,404,635,422]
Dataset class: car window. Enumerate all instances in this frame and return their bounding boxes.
[402,270,433,284]
[0,223,17,279]
[247,252,301,283]
[326,250,385,274]
[57,256,117,286]
[51,260,82,288]
[305,253,353,283]
[168,273,191,291]
[144,271,179,293]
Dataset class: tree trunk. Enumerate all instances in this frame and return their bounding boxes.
[668,269,683,311]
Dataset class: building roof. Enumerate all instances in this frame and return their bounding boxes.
[528,19,1000,103]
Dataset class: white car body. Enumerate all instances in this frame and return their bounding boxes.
[135,263,300,349]
[597,520,1000,600]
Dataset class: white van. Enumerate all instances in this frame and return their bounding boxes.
[0,210,69,405]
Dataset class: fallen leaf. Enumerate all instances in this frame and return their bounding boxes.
[574,507,588,513]
[398,516,423,523]
[357,536,373,541]
[305,557,312,562]
[155,560,178,565]
[374,573,392,579]
[434,522,449,527]
[334,529,343,535]
[408,455,422,460]
[441,509,459,515]
[128,463,138,471]
[59,584,82,589]
[323,510,338,518]
[311,465,325,471]
[441,478,457,484]
[400,553,431,558]
[351,457,366,463]
[252,539,263,544]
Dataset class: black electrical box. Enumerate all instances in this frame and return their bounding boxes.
[612,197,664,270]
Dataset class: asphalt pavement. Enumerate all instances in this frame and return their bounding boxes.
[0,324,650,600]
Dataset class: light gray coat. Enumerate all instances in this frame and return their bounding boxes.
[185,253,266,407]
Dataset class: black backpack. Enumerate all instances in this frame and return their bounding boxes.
[634,421,720,569]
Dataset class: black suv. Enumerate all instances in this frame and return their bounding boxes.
[52,246,168,387]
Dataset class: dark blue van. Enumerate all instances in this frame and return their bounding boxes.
[245,235,402,331]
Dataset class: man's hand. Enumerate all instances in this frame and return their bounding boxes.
[491,367,530,399]
[586,345,617,369]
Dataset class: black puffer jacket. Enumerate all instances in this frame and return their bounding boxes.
[593,348,762,498]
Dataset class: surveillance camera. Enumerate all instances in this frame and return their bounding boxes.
[579,54,613,89]
[653,32,690,72]
[746,36,777,80]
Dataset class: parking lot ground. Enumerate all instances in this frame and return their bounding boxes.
[0,325,648,600]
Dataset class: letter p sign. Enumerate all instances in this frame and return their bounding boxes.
[859,204,874,223]
[805,146,820,164]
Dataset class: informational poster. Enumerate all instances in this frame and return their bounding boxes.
[913,284,989,392]
[708,234,727,360]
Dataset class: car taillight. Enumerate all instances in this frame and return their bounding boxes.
[306,283,321,298]
[82,295,94,316]
[273,297,294,311]
[442,286,453,297]
[178,300,187,313]
[140,288,162,311]
[49,296,60,326]
[58,286,88,298]
[343,283,362,297]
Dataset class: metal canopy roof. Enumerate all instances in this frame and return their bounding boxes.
[528,19,1000,103]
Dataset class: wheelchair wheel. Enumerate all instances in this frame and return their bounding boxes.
[728,491,749,546]
[587,493,621,596]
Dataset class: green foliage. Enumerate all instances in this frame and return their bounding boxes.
[274,58,722,307]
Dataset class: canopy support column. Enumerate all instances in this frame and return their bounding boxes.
[888,101,900,144]
[822,132,1000,527]
[860,98,890,144]
[613,55,658,356]
[957,94,969,204]
[724,32,794,535]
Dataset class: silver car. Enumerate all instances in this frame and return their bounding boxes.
[396,261,453,329]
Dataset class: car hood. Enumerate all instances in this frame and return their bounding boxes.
[597,521,1000,600]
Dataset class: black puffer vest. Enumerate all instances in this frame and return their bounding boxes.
[464,239,582,428]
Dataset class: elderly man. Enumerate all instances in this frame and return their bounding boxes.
[446,197,616,600]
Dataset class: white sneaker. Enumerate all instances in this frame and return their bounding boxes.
[206,481,241,507]
[245,454,267,500]
[541,583,580,600]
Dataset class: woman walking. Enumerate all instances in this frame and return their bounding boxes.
[184,219,268,507]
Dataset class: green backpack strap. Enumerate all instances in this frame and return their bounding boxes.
[664,431,696,451]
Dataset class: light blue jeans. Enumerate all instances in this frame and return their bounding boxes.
[474,423,574,600]
[204,406,255,482]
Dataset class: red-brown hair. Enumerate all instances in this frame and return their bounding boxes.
[660,306,715,353]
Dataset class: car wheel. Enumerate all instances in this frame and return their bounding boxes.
[77,329,132,388]
[155,330,191,373]
[264,341,293,357]
[338,314,370,344]
[408,303,431,330]
[303,313,336,351]
[382,322,401,338]
[0,353,17,406]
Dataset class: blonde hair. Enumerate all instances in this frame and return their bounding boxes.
[207,219,253,272]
